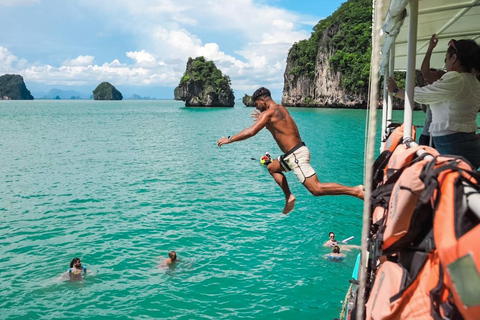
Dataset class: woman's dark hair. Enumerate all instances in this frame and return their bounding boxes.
[333,246,340,254]
[70,258,80,268]
[447,39,480,72]
[329,232,335,237]
[169,251,177,260]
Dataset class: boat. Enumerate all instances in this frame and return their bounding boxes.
[342,1,480,319]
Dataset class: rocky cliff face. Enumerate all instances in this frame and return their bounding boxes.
[0,74,34,100]
[174,80,234,107]
[282,23,367,108]
[174,57,234,107]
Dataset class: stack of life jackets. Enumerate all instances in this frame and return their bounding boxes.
[357,125,480,320]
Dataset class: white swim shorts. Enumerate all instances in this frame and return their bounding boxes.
[278,144,316,184]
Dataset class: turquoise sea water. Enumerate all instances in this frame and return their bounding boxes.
[0,100,426,319]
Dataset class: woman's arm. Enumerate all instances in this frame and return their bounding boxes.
[386,77,405,100]
[387,73,462,105]
[420,35,444,84]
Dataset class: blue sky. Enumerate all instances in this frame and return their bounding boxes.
[0,0,346,99]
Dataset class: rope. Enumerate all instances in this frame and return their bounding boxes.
[340,282,355,320]
[364,65,372,181]
[357,0,385,319]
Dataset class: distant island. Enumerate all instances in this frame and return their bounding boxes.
[0,74,34,100]
[242,94,256,107]
[93,82,123,100]
[174,56,235,107]
[129,94,155,100]
[39,88,84,100]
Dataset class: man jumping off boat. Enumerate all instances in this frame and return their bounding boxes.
[217,87,364,214]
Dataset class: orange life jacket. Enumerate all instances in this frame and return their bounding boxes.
[364,149,480,320]
[383,123,417,153]
[365,252,447,320]
[426,156,480,320]
[370,145,439,254]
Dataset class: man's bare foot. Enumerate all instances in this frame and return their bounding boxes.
[355,185,365,200]
[283,195,296,214]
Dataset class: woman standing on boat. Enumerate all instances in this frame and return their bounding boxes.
[387,38,480,169]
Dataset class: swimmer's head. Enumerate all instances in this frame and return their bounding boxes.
[169,251,177,261]
[329,232,335,239]
[332,246,340,254]
[70,257,82,269]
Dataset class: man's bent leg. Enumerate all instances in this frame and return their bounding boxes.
[267,160,296,214]
[303,174,364,200]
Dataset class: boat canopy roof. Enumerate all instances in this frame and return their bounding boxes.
[380,0,480,74]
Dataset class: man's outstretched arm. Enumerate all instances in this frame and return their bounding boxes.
[217,111,271,147]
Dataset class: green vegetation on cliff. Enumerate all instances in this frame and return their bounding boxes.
[175,56,234,107]
[179,57,232,94]
[93,82,123,100]
[0,74,34,100]
[288,0,372,93]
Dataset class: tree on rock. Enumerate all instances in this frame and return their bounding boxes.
[174,56,235,107]
[0,74,34,100]
[93,82,123,100]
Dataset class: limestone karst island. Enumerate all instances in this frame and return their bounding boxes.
[93,82,123,100]
[174,56,235,107]
[282,0,371,108]
[0,74,34,100]
[242,94,256,107]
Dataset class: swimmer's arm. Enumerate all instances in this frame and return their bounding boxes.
[218,110,271,146]
[340,244,361,250]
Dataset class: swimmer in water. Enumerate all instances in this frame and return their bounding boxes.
[66,257,86,279]
[324,232,338,247]
[324,232,360,251]
[164,251,180,265]
[325,245,346,261]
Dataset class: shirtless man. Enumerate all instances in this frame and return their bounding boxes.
[217,87,364,214]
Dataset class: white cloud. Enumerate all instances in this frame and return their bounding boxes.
[127,50,153,64]
[0,46,19,73]
[272,19,294,30]
[62,55,95,67]
[0,46,18,65]
[1,0,320,94]
[74,0,314,91]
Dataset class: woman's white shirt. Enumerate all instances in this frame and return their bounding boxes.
[414,71,480,136]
